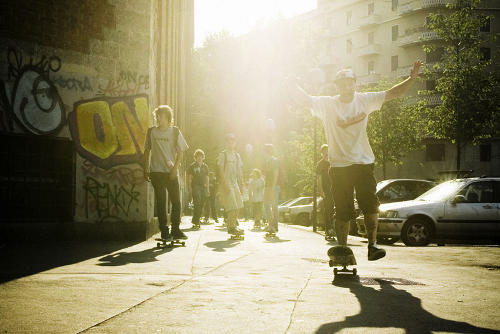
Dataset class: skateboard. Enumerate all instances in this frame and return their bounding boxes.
[325,234,336,241]
[265,232,278,238]
[155,238,186,248]
[229,233,244,240]
[327,246,357,278]
[192,223,201,230]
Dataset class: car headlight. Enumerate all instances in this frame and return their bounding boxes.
[380,210,399,218]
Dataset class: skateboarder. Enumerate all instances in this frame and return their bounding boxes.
[144,105,189,242]
[187,149,209,229]
[288,60,423,260]
[263,144,280,235]
[317,144,335,240]
[217,133,245,237]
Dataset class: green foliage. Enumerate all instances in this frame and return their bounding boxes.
[420,0,500,168]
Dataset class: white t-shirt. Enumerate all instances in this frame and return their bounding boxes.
[145,126,189,173]
[311,91,386,167]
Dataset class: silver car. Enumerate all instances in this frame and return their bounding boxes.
[357,177,500,246]
[279,196,321,226]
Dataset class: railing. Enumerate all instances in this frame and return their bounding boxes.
[358,14,382,29]
[357,43,382,57]
[398,0,452,15]
[397,62,441,77]
[397,30,441,47]
[357,73,382,85]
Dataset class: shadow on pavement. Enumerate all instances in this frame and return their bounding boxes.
[263,237,291,243]
[316,278,498,334]
[97,246,172,266]
[0,240,137,284]
[204,239,241,252]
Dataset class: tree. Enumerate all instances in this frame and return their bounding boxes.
[420,0,500,170]
[361,80,424,179]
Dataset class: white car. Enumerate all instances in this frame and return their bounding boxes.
[279,196,321,226]
[357,177,500,246]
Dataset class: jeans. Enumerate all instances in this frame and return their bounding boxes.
[151,172,181,234]
[192,185,206,224]
[264,186,280,229]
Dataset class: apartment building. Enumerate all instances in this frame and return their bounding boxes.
[291,0,500,180]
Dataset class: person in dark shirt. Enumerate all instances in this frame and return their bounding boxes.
[187,149,209,228]
[203,172,218,223]
[317,144,335,240]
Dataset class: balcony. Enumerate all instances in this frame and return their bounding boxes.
[397,62,442,77]
[424,94,443,106]
[398,0,452,15]
[357,73,382,85]
[357,43,382,57]
[397,30,441,47]
[358,14,382,29]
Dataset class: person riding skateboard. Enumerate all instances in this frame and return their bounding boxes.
[289,60,423,260]
[217,133,245,237]
[187,149,209,229]
[144,105,189,242]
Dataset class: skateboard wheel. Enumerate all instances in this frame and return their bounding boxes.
[334,268,338,275]
[353,268,357,276]
[328,260,333,267]
[157,243,161,248]
[182,242,186,246]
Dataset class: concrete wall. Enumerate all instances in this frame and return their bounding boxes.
[0,0,193,240]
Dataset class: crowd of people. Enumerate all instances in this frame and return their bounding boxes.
[143,60,423,261]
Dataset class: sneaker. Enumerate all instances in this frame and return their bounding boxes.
[171,228,188,240]
[368,245,386,261]
[228,226,244,236]
[161,229,172,241]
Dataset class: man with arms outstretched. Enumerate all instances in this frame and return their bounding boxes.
[289,61,423,260]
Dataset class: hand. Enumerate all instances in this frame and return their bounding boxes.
[410,60,423,79]
[143,169,150,182]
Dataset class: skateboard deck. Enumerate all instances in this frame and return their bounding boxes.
[155,238,186,248]
[265,232,278,238]
[327,246,357,277]
[229,234,244,240]
[192,224,201,230]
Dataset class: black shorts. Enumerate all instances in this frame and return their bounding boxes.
[329,164,379,221]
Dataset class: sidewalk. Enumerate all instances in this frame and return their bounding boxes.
[1,217,499,333]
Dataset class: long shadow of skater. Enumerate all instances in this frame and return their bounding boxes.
[263,236,291,244]
[316,278,498,334]
[204,239,241,252]
[98,247,171,266]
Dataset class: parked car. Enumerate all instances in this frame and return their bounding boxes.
[352,179,436,237]
[279,196,321,226]
[356,177,500,246]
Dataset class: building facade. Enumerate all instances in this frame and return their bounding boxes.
[0,0,194,240]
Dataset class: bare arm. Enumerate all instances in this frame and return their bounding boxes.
[385,60,423,101]
[286,78,313,109]
[143,149,151,181]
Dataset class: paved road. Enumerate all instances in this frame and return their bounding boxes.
[1,218,499,333]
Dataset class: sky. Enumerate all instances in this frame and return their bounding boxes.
[194,0,317,47]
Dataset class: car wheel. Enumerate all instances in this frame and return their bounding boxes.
[377,236,399,245]
[401,218,432,246]
[295,213,310,226]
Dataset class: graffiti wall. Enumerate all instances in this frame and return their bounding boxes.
[0,44,153,225]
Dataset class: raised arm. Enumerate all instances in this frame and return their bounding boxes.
[286,78,313,109]
[385,60,423,101]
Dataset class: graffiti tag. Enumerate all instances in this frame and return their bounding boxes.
[68,94,149,169]
[98,70,149,97]
[81,159,145,185]
[83,176,140,221]
[0,48,65,134]
[53,74,93,92]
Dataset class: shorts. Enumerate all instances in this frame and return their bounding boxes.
[329,164,379,222]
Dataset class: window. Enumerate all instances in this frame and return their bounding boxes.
[459,182,494,203]
[392,25,399,41]
[392,0,398,11]
[346,39,352,54]
[480,144,491,161]
[368,61,375,74]
[480,47,491,61]
[426,80,436,91]
[426,143,445,161]
[391,55,398,71]
[368,2,374,15]
[346,11,352,25]
[426,47,444,63]
[368,31,374,44]
[480,17,491,32]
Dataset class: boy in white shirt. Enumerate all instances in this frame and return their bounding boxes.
[289,61,423,260]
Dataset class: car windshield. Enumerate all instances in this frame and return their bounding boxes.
[416,180,466,202]
[376,180,392,192]
[279,199,294,206]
